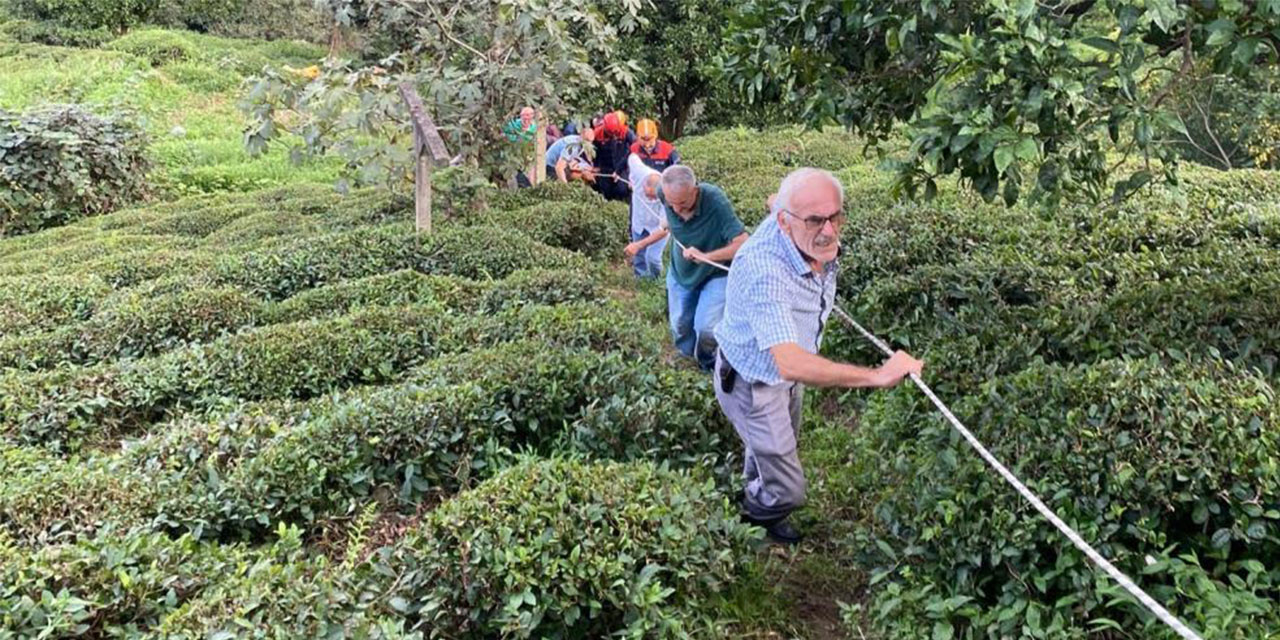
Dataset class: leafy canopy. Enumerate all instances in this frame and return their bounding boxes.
[724,0,1280,205]
[243,0,641,188]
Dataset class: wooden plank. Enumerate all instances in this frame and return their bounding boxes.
[414,128,432,234]
[531,113,547,185]
[398,82,451,165]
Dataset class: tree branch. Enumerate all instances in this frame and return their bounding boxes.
[1150,22,1194,109]
[1192,86,1233,169]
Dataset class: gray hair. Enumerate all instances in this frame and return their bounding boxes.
[771,168,844,215]
[661,165,697,191]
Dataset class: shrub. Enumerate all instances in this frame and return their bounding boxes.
[0,318,709,544]
[1166,66,1280,170]
[106,29,196,66]
[0,105,150,235]
[474,267,604,313]
[0,299,653,453]
[0,526,333,637]
[458,199,629,258]
[0,286,266,371]
[193,0,331,42]
[0,18,112,47]
[0,305,445,451]
[381,457,757,638]
[486,178,587,210]
[215,223,588,299]
[9,0,159,32]
[0,274,110,335]
[162,60,243,93]
[152,526,397,638]
[264,270,486,324]
[0,445,156,542]
[265,266,604,323]
[849,357,1279,637]
[153,0,241,32]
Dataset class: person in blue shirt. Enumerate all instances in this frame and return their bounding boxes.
[544,127,596,183]
[714,168,924,544]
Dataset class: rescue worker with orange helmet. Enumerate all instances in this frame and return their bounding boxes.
[631,119,681,172]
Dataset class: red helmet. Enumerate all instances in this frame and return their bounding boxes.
[601,112,626,139]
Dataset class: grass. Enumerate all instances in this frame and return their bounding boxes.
[0,25,340,199]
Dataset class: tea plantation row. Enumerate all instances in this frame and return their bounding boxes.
[2,127,1278,638]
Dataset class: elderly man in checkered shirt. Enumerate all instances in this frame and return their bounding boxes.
[714,168,925,545]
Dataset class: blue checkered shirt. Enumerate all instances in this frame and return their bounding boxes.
[715,216,838,386]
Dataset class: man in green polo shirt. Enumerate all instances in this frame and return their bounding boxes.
[627,165,748,369]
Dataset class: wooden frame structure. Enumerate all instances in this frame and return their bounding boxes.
[397,83,451,234]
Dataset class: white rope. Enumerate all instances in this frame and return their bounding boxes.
[672,241,1204,640]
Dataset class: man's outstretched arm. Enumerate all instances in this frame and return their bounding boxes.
[770,343,923,389]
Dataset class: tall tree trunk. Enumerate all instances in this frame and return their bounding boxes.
[661,83,698,141]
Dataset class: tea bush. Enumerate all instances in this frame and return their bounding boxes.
[266,266,605,323]
[0,335,725,544]
[0,526,337,637]
[0,299,661,454]
[0,267,605,373]
[9,0,158,32]
[379,457,757,638]
[0,286,264,370]
[0,19,112,47]
[0,274,110,335]
[106,28,195,66]
[215,224,588,299]
[846,357,1280,637]
[0,105,150,235]
[455,199,629,258]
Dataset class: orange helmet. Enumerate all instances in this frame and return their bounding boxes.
[636,119,659,141]
[613,110,628,129]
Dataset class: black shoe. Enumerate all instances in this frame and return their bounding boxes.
[762,518,803,545]
[741,513,803,545]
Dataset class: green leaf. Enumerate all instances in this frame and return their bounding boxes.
[1232,38,1260,66]
[994,145,1015,175]
[1015,138,1038,162]
[936,33,965,51]
[1156,110,1189,138]
[1192,502,1209,525]
[932,621,954,640]
[1211,528,1232,549]
[1206,19,1236,47]
[1080,37,1119,54]
[1026,605,1043,633]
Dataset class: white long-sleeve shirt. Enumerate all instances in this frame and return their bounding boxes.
[627,154,665,235]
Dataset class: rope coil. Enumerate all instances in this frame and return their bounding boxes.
[669,235,1204,640]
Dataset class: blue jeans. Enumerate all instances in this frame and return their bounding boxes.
[631,229,667,279]
[666,270,727,370]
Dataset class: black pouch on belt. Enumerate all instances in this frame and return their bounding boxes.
[717,350,737,394]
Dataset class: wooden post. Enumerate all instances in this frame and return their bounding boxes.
[529,111,548,186]
[413,128,433,234]
[397,83,451,234]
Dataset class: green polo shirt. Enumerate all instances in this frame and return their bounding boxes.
[658,183,746,289]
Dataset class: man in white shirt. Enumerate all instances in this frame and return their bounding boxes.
[622,153,668,278]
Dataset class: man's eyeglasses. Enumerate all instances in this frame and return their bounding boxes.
[783,209,847,231]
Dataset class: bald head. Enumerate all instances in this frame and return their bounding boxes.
[643,173,660,199]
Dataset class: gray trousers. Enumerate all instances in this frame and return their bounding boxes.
[714,352,806,523]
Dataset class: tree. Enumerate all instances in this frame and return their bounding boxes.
[724,0,1280,206]
[600,0,732,139]
[242,0,639,190]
